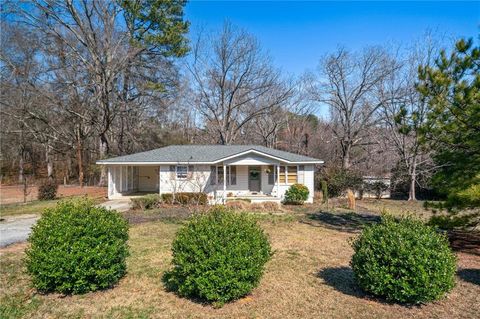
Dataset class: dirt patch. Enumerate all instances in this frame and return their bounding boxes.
[0,242,28,255]
[0,185,107,205]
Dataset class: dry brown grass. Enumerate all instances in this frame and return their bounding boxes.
[1,210,479,319]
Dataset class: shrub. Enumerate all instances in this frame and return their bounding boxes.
[322,168,363,197]
[284,183,309,204]
[161,192,208,205]
[363,181,389,199]
[225,200,250,211]
[351,215,456,304]
[25,199,129,294]
[163,206,272,306]
[37,179,58,200]
[131,194,161,210]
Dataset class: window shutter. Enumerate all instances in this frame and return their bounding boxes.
[231,166,237,185]
[188,165,194,179]
[268,165,274,185]
[210,166,217,185]
[169,165,175,179]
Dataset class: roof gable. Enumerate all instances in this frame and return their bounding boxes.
[97,145,323,164]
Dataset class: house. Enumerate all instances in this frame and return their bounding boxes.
[96,145,323,204]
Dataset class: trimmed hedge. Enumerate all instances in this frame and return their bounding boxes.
[161,192,208,205]
[38,179,58,200]
[163,206,272,306]
[26,199,129,294]
[131,194,161,210]
[284,183,309,204]
[351,215,456,304]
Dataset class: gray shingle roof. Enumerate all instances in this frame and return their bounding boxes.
[97,145,323,164]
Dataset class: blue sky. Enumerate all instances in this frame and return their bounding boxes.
[185,1,479,76]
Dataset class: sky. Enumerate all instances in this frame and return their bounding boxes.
[185,1,479,76]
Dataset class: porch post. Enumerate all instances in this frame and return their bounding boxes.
[276,164,280,199]
[223,164,226,204]
[119,165,123,193]
[159,165,161,195]
[107,166,111,197]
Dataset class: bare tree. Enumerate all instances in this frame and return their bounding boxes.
[188,22,294,145]
[379,38,439,200]
[310,47,397,169]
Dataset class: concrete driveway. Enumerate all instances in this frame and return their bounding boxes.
[98,199,131,212]
[0,215,39,247]
[0,199,131,248]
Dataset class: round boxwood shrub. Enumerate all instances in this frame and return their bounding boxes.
[284,183,309,204]
[26,199,129,294]
[38,179,58,200]
[163,206,272,306]
[350,215,456,304]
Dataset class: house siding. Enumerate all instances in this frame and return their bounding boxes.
[106,162,316,203]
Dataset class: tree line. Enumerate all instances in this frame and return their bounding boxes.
[1,0,478,204]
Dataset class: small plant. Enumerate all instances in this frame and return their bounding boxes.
[163,206,272,306]
[26,199,129,294]
[37,179,58,200]
[321,180,328,204]
[131,194,161,210]
[284,183,309,204]
[351,215,456,304]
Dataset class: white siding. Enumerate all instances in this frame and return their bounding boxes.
[138,166,159,192]
[106,161,316,203]
[160,165,210,194]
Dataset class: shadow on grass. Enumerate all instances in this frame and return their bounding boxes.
[302,211,381,233]
[457,268,480,286]
[317,266,417,308]
[317,266,367,298]
[448,230,480,256]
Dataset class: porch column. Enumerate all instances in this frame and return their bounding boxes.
[223,164,227,203]
[107,166,112,197]
[118,166,123,193]
[276,164,280,199]
[159,165,161,195]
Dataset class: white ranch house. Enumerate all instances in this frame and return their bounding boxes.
[97,145,323,204]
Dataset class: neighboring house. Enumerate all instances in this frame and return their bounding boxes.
[96,145,323,204]
[358,176,391,199]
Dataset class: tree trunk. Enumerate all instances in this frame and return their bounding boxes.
[18,155,24,184]
[46,143,54,180]
[408,163,417,201]
[76,129,84,187]
[98,133,109,186]
[341,141,352,169]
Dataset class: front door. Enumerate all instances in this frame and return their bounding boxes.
[248,166,261,193]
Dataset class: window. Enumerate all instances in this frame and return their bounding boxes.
[287,166,298,184]
[218,166,224,184]
[268,165,275,185]
[176,165,188,179]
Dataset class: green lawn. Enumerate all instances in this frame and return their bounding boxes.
[1,208,479,319]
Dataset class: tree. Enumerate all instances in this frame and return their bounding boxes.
[311,47,397,169]
[379,38,439,201]
[417,37,480,201]
[11,0,189,185]
[188,22,294,145]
